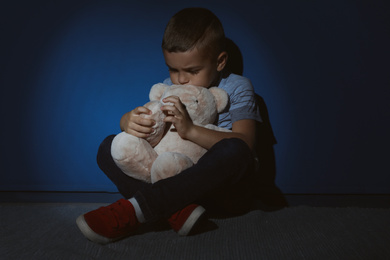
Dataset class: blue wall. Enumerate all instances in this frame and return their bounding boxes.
[1,0,389,193]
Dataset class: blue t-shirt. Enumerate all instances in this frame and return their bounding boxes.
[163,73,262,129]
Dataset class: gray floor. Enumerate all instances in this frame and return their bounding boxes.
[1,192,390,259]
[1,201,390,259]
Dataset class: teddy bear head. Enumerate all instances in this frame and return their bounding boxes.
[149,83,228,126]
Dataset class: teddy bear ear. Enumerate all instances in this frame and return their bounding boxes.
[149,83,169,101]
[209,87,229,113]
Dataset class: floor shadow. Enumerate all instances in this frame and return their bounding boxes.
[252,95,289,211]
[190,218,219,236]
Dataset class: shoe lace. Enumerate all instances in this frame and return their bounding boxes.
[106,200,132,229]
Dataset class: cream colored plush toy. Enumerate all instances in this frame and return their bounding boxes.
[111,83,231,183]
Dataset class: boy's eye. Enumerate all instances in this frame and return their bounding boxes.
[189,70,199,75]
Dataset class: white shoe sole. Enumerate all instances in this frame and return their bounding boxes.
[177,206,206,236]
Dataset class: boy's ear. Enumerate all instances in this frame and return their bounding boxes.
[216,51,228,72]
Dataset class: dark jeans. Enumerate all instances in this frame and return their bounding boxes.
[97,135,256,222]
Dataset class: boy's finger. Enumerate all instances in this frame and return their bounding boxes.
[126,129,151,139]
[136,117,156,127]
[162,95,181,104]
[161,104,177,114]
[128,122,154,135]
[135,106,152,115]
[163,115,177,124]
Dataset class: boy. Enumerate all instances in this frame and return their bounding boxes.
[76,7,262,244]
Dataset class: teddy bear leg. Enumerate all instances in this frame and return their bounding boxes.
[150,152,194,183]
[111,132,158,183]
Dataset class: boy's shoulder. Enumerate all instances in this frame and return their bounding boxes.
[218,73,253,91]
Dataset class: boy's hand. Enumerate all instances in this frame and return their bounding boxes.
[161,96,194,140]
[120,106,156,138]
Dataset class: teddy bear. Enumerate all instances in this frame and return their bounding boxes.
[111,83,231,183]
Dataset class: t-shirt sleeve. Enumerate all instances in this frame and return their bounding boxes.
[229,80,263,124]
[162,78,172,85]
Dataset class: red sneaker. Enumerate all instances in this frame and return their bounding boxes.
[168,204,206,236]
[76,199,140,244]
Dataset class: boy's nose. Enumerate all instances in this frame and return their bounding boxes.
[178,73,189,85]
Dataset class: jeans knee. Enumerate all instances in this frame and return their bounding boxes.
[214,138,253,162]
[96,135,115,168]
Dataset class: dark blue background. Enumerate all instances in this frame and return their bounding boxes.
[1,0,389,193]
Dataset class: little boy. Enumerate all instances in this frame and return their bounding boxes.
[76,7,262,244]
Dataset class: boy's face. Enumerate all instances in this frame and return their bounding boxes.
[163,48,226,88]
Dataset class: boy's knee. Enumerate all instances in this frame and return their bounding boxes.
[214,138,252,160]
[100,135,116,149]
[217,137,249,150]
[97,135,116,166]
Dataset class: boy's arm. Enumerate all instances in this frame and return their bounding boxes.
[187,119,256,150]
